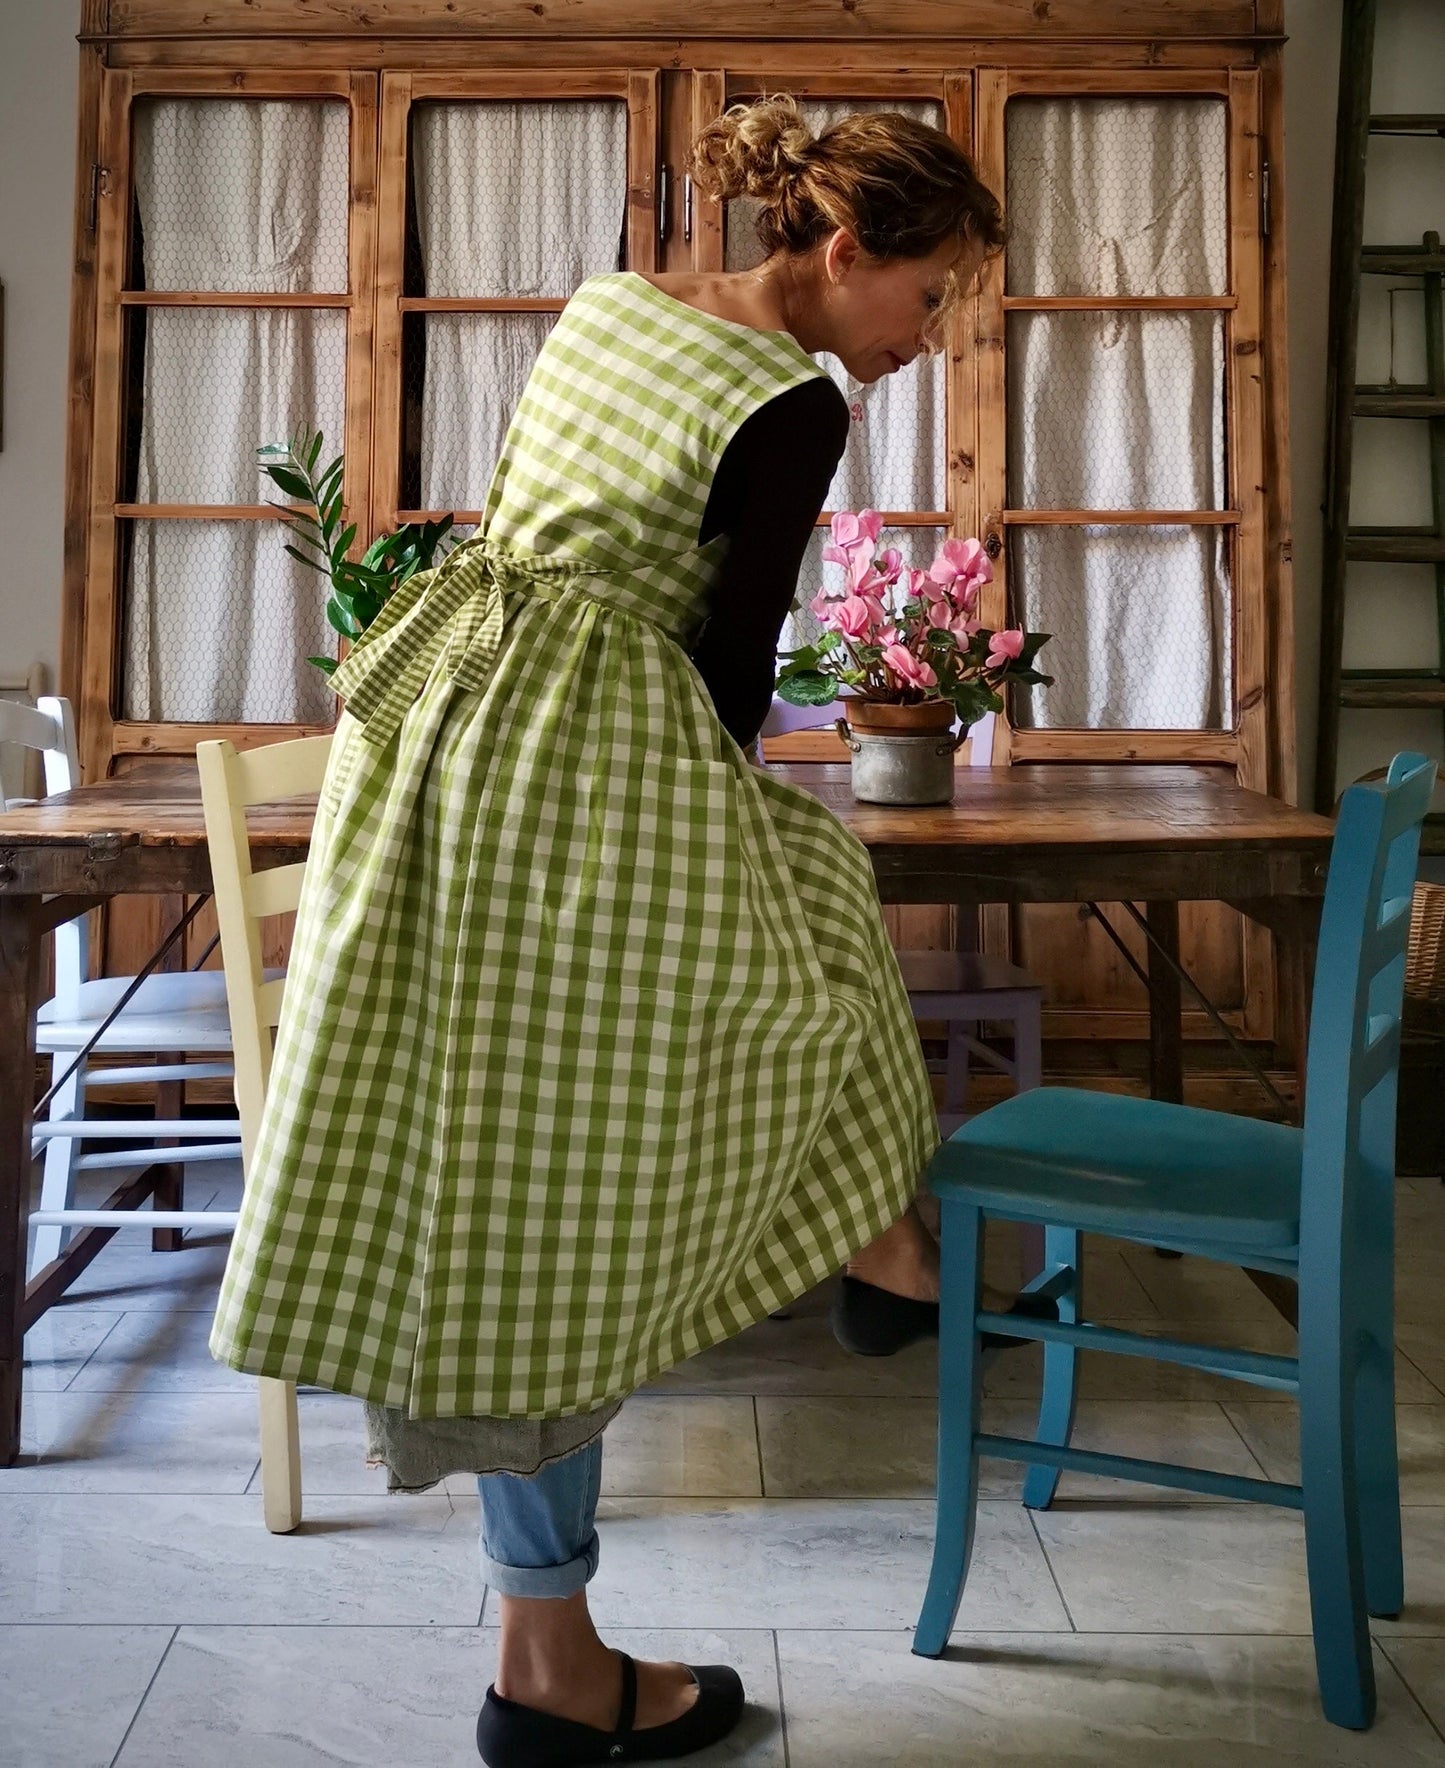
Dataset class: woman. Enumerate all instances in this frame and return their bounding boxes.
[211,97,1006,1766]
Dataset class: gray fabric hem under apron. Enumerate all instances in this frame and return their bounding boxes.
[363,1398,624,1492]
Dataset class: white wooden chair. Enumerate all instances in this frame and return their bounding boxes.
[198,731,333,1535]
[1,697,246,1275]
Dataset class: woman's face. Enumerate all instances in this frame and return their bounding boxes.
[816,230,979,385]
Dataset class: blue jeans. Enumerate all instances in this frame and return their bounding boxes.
[477,1439,603,1599]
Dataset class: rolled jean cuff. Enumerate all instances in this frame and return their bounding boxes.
[481,1528,600,1598]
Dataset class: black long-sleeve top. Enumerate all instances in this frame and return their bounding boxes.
[689,376,851,749]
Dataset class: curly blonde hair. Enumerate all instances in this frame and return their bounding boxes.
[690,94,1004,299]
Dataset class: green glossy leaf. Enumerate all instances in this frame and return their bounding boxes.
[308,655,338,676]
[776,670,840,706]
[262,465,314,502]
[325,594,361,638]
[283,541,329,575]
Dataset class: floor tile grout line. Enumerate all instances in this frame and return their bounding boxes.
[753,1396,767,1499]
[107,1622,179,1767]
[56,1310,128,1394]
[1215,1398,1277,1482]
[1375,1636,1445,1750]
[771,1629,790,1768]
[1025,1505,1078,1634]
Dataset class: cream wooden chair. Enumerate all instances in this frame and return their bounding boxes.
[197,731,333,1535]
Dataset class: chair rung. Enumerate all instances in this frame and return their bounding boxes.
[67,1143,241,1171]
[28,1208,240,1230]
[974,1311,1301,1395]
[974,1434,1304,1509]
[31,1120,241,1139]
[73,1063,235,1086]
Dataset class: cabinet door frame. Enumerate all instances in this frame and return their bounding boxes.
[374,68,661,529]
[975,65,1269,782]
[83,66,379,778]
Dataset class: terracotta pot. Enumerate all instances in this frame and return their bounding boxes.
[840,698,957,735]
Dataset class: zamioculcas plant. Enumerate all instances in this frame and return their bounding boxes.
[258,427,456,677]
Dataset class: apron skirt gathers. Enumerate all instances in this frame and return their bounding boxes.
[210,273,940,1421]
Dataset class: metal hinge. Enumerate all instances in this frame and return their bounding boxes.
[658,162,671,247]
[683,171,694,246]
[87,163,111,235]
[1261,158,1271,239]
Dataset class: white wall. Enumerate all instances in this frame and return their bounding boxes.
[0,0,80,693]
[0,0,1438,805]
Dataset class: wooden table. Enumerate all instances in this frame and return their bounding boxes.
[0,760,1336,1465]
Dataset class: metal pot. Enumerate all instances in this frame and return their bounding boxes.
[835,701,967,805]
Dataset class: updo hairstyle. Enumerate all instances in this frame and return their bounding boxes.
[689,94,1005,290]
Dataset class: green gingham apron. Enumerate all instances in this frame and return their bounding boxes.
[210,273,939,1420]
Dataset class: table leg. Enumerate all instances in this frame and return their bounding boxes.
[1145,901,1184,1104]
[0,895,38,1466]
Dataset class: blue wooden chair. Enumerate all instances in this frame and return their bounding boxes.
[913,753,1438,1731]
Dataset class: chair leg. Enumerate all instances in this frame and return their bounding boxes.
[1023,1225,1080,1511]
[151,1069,185,1253]
[1354,1321,1403,1619]
[914,1200,984,1658]
[1012,994,1043,1093]
[1299,1330,1375,1728]
[259,1377,303,1534]
[29,1058,85,1274]
[944,1021,972,1118]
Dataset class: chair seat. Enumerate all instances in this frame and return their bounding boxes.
[37,969,253,1053]
[927,1085,1304,1251]
[896,950,1041,997]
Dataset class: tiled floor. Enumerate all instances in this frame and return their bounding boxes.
[6,1165,1445,1765]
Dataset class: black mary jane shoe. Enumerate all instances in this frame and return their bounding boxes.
[476,1651,745,1768]
[831,1274,1059,1358]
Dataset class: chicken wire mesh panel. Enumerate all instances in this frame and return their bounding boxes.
[409,101,628,297]
[122,520,338,725]
[404,312,558,514]
[1007,311,1226,512]
[1009,524,1232,731]
[725,98,948,515]
[1004,98,1228,299]
[132,99,350,293]
[780,524,949,658]
[130,308,347,506]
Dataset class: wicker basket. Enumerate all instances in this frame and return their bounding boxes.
[1408,881,1445,1005]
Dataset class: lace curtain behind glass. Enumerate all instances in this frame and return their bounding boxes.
[122,100,347,724]
[1005,98,1232,730]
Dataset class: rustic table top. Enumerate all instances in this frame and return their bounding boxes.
[0,759,1336,905]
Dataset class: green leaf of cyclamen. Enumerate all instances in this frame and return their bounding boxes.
[776,670,841,706]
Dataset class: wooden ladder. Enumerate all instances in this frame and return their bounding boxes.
[1315,0,1445,849]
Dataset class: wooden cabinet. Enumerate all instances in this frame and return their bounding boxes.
[65,1,1294,1058]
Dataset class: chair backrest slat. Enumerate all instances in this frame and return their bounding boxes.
[1301,751,1437,1264]
[197,734,332,1169]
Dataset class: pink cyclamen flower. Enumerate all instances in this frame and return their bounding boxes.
[830,594,879,640]
[829,510,863,549]
[986,627,1026,669]
[882,644,938,690]
[875,547,904,584]
[903,567,932,600]
[928,536,993,595]
[857,508,884,544]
